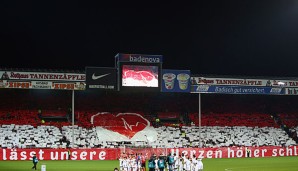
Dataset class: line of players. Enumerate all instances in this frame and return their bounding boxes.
[119,152,203,171]
[119,153,147,171]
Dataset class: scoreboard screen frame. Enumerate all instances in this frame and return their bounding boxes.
[118,62,162,92]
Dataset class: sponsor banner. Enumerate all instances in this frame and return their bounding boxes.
[0,148,118,161]
[285,88,298,95]
[52,82,85,90]
[5,81,31,89]
[85,67,116,90]
[191,85,285,95]
[191,77,298,88]
[0,80,5,88]
[162,69,191,93]
[31,81,52,89]
[115,53,163,63]
[169,146,298,159]
[2,81,85,90]
[1,146,297,160]
[0,71,85,81]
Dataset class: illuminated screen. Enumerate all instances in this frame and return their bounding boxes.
[122,65,159,87]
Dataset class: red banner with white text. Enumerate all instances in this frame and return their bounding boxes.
[0,146,297,161]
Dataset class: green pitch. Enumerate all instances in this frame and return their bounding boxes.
[0,156,297,171]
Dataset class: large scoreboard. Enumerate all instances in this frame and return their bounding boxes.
[115,53,163,92]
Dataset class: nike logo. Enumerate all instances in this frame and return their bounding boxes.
[92,73,110,80]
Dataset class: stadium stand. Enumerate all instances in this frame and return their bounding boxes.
[151,125,296,148]
[0,89,297,149]
[1,123,296,149]
[189,113,278,127]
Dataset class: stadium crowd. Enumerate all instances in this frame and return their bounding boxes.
[0,89,297,150]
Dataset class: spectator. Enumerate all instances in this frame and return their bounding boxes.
[266,80,272,86]
[191,77,197,84]
[155,117,160,127]
[1,71,9,80]
[37,109,42,119]
[5,112,11,120]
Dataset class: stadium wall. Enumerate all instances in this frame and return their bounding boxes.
[0,146,297,160]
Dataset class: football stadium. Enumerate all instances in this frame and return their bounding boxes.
[0,53,298,171]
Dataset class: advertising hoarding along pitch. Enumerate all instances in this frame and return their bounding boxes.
[0,146,297,160]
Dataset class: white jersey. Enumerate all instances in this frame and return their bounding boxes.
[119,158,123,171]
[178,158,184,171]
[174,156,179,169]
[122,159,128,171]
[197,159,203,170]
[127,158,131,169]
[191,159,198,171]
[131,158,138,171]
[155,159,159,170]
[184,159,192,171]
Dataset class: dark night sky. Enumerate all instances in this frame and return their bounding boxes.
[1,1,298,77]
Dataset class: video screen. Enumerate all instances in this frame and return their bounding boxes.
[122,65,159,87]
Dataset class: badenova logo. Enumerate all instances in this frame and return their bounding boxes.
[129,55,161,63]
